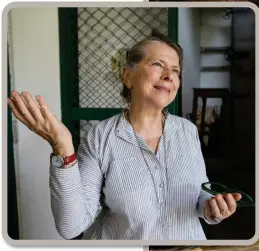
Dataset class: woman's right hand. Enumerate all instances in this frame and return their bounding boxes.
[7,90,74,156]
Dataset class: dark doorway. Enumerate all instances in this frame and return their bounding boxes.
[200,7,255,240]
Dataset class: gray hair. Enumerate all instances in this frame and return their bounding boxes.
[121,35,183,105]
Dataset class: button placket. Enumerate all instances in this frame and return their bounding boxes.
[152,149,169,239]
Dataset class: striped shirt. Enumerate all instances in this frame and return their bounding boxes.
[49,112,217,240]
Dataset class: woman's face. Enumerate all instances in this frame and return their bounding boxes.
[124,41,180,110]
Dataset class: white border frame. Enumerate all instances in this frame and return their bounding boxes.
[2,1,258,247]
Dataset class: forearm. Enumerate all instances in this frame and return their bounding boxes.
[49,163,96,239]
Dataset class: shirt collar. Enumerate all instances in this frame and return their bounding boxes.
[115,109,178,144]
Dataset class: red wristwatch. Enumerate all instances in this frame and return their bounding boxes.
[50,152,77,168]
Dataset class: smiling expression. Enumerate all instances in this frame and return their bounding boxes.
[123,41,181,110]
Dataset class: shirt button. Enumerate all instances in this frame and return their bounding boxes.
[160,203,164,208]
[159,183,164,188]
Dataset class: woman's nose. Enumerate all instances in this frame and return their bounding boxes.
[161,69,173,82]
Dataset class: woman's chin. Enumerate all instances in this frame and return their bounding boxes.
[152,98,173,110]
[150,102,170,111]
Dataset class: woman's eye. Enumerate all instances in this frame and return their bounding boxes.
[172,69,180,75]
[153,62,163,67]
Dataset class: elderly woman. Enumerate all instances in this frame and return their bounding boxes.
[7,35,241,240]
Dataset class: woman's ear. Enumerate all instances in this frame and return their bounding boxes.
[122,66,132,89]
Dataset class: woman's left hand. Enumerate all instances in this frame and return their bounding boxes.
[204,193,242,222]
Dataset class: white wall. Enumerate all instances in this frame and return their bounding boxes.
[200,8,232,107]
[178,8,201,118]
[179,8,232,116]
[9,7,62,239]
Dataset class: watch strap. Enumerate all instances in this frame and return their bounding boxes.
[63,152,77,166]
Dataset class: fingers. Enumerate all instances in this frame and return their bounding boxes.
[21,92,45,122]
[214,194,229,217]
[9,91,36,126]
[37,96,63,129]
[7,98,28,125]
[209,197,222,219]
[204,200,213,220]
[8,91,72,150]
[208,193,238,221]
[204,191,241,222]
[231,192,242,201]
[223,193,238,213]
[35,95,52,120]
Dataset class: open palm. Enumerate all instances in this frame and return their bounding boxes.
[8,91,74,156]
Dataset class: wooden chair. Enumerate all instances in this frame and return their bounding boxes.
[191,88,232,162]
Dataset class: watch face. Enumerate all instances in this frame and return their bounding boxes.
[51,155,64,168]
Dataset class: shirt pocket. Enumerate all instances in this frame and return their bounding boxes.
[105,157,152,194]
[167,150,202,204]
[169,151,199,183]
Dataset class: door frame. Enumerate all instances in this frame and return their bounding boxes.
[7,48,20,239]
[58,7,182,147]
